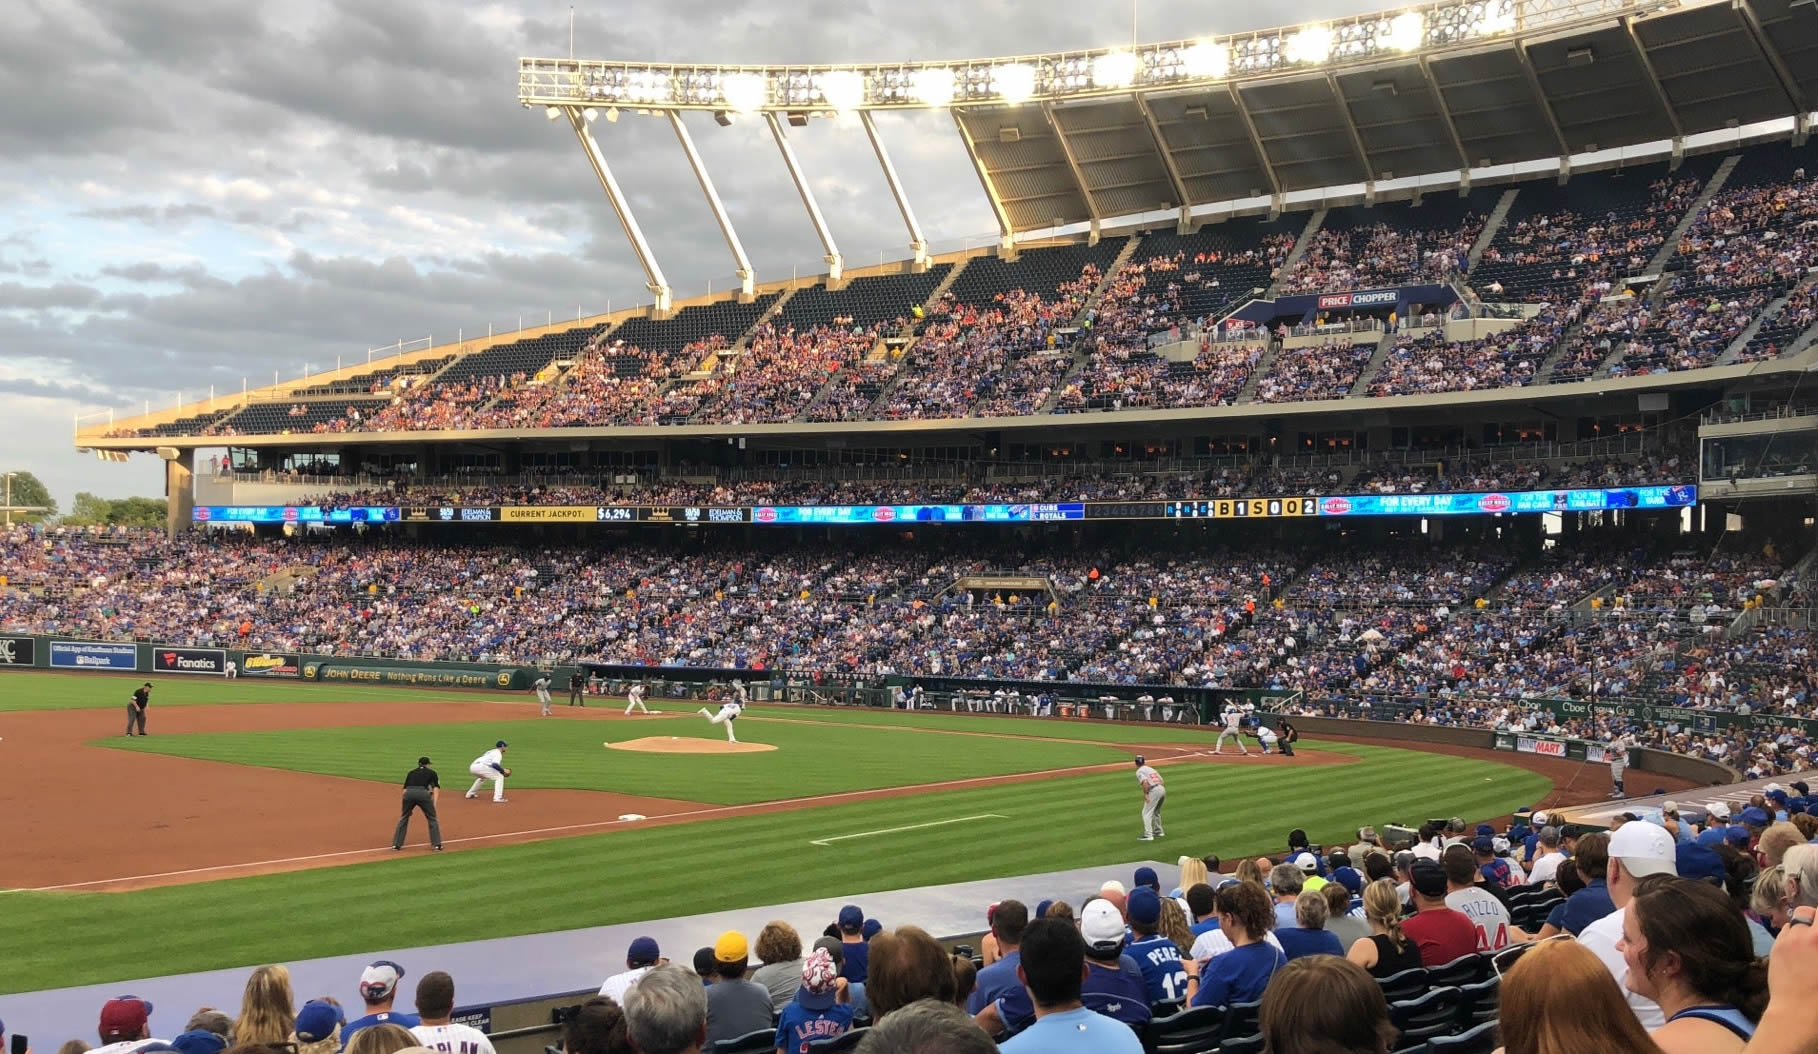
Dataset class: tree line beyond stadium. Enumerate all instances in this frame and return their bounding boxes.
[190,483,1698,526]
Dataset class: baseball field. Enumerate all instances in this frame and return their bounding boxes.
[0,672,1581,995]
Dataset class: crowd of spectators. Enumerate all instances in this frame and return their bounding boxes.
[1277,217,1482,296]
[1475,175,1703,307]
[1252,340,1376,403]
[280,446,1695,512]
[1367,308,1570,397]
[25,802,1818,1054]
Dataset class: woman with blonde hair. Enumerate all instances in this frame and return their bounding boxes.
[233,964,295,1047]
[1500,939,1664,1054]
[1179,856,1210,893]
[749,920,804,1012]
[1235,857,1268,887]
[1262,956,1396,1054]
[1346,879,1423,978]
[1753,865,1789,931]
[341,1024,419,1054]
[1158,896,1196,957]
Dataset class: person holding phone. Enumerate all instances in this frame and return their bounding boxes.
[4,1016,29,1054]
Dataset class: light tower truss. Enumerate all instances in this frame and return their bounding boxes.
[525,0,1818,295]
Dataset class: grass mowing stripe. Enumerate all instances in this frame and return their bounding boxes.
[108,717,1142,804]
[0,670,522,712]
[0,744,1548,992]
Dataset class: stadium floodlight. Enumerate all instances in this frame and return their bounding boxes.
[1388,11,1425,50]
[545,105,562,120]
[583,107,599,122]
[1093,50,1139,88]
[1481,2,1516,34]
[993,63,1037,103]
[721,71,768,113]
[626,69,670,104]
[606,106,620,122]
[1183,41,1230,79]
[1286,24,1334,64]
[911,66,956,105]
[819,69,865,112]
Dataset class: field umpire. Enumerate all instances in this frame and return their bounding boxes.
[393,756,444,852]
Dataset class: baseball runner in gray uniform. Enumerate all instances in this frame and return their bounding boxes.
[1135,755,1166,841]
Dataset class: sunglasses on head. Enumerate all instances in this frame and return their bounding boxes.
[1491,933,1575,977]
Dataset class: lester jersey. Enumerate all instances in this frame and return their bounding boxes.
[1136,765,1163,799]
[472,748,505,773]
[411,1024,497,1054]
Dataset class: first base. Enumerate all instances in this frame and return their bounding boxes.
[619,813,647,821]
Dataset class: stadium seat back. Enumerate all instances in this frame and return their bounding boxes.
[1150,1005,1226,1054]
[1391,986,1464,1049]
[1219,1033,1265,1054]
[714,1028,779,1053]
[1376,967,1430,1002]
[1456,976,1500,1027]
[1219,999,1262,1039]
[1426,1019,1500,1054]
[1426,952,1483,987]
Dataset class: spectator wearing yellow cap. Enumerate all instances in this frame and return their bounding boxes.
[702,931,771,1047]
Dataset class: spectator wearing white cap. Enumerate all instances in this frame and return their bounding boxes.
[341,962,419,1051]
[1580,820,1679,1029]
[1784,844,1818,912]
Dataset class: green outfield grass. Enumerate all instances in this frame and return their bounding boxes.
[0,669,520,711]
[112,714,1155,803]
[0,673,1554,993]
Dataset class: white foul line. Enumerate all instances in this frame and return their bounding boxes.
[23,746,1212,892]
[809,813,1008,847]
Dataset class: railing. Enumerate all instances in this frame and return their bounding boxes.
[1701,403,1818,426]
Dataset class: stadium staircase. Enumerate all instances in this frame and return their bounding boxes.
[1643,154,1741,276]
[1345,329,1400,399]
[1038,238,1146,413]
[257,566,317,596]
[1233,340,1284,404]
[1263,210,1328,299]
[1718,273,1818,365]
[915,257,969,322]
[1466,189,1521,270]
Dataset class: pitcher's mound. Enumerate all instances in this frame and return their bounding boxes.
[607,737,776,755]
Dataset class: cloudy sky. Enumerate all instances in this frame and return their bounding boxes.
[3,0,1385,509]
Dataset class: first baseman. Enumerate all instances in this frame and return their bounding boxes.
[466,740,510,802]
[1135,755,1166,841]
[625,681,649,715]
[698,699,744,742]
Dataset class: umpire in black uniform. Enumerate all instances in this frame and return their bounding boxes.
[568,670,586,706]
[393,756,444,851]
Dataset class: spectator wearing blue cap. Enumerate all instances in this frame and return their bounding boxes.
[289,1000,343,1054]
[1133,866,1160,894]
[1327,852,1363,897]
[1474,837,1519,891]
[1125,887,1187,1003]
[601,936,665,1003]
[833,905,868,983]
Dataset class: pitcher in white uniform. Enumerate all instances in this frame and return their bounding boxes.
[698,700,744,742]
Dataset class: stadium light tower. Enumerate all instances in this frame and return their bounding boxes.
[522,0,1772,285]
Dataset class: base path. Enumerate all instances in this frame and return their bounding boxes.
[0,701,1672,892]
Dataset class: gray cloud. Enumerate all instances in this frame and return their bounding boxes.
[3,0,1387,504]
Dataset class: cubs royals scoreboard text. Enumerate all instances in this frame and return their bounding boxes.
[192,484,1697,526]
